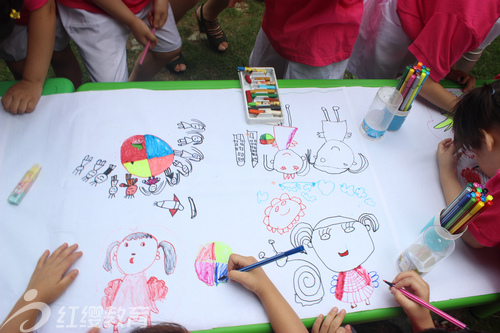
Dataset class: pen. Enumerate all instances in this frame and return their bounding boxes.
[384,280,467,330]
[219,245,305,280]
[139,27,156,66]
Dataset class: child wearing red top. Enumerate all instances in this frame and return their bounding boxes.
[437,81,500,248]
[0,0,81,114]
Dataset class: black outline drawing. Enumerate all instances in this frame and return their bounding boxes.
[108,175,118,199]
[233,134,245,167]
[307,106,369,175]
[177,131,204,146]
[177,119,206,132]
[82,159,106,182]
[188,197,197,219]
[90,164,116,186]
[73,155,93,175]
[289,213,380,308]
[247,131,258,168]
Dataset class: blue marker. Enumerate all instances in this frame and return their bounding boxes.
[441,193,474,227]
[218,245,306,280]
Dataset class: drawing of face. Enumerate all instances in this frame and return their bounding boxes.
[95,174,107,183]
[115,236,159,275]
[263,194,306,234]
[314,141,354,174]
[311,218,374,272]
[273,150,303,174]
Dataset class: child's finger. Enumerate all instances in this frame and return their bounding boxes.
[320,307,338,332]
[48,243,69,263]
[35,250,50,271]
[311,314,324,333]
[59,269,80,291]
[330,308,346,329]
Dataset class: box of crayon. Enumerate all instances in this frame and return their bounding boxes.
[238,67,284,125]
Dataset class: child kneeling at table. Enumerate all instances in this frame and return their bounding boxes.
[437,81,500,248]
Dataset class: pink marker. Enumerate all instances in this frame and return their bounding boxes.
[139,27,156,66]
[384,280,467,329]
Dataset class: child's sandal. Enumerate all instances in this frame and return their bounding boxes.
[165,53,186,74]
[196,4,228,52]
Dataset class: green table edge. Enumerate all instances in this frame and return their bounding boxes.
[77,79,465,91]
[0,78,75,96]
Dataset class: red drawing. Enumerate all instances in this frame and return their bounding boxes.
[263,193,306,234]
[120,174,138,198]
[102,232,177,332]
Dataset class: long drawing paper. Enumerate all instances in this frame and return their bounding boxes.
[1,87,500,333]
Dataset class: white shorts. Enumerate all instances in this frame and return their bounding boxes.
[249,28,349,80]
[346,0,414,79]
[0,16,69,62]
[57,1,182,82]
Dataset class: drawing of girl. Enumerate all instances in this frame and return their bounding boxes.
[102,232,177,332]
[291,213,379,308]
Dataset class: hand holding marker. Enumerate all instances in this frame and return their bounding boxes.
[219,245,305,280]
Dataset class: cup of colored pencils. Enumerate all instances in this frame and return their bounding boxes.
[388,62,430,131]
[438,182,493,235]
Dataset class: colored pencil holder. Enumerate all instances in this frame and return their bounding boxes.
[387,106,411,132]
[396,224,456,275]
[421,210,467,238]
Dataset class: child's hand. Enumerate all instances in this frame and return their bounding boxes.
[311,307,352,333]
[25,243,82,304]
[445,70,476,93]
[437,138,459,176]
[1,80,43,114]
[129,17,158,48]
[390,271,434,332]
[226,254,273,297]
[150,0,169,29]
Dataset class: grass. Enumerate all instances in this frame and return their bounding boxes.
[1,2,500,331]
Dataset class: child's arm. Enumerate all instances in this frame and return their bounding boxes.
[227,254,308,333]
[389,271,435,333]
[0,243,82,333]
[91,0,157,47]
[149,0,169,29]
[437,138,463,204]
[1,0,56,115]
[419,77,460,113]
[227,254,349,333]
[437,139,485,248]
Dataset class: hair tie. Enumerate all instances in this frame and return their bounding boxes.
[10,9,21,20]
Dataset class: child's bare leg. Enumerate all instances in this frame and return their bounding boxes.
[51,44,82,88]
[129,48,181,81]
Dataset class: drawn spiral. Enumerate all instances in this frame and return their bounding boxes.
[293,264,324,306]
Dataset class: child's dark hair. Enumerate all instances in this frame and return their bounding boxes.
[453,80,500,151]
[131,323,189,333]
[0,0,24,42]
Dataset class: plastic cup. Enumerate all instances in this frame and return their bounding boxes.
[387,106,411,131]
[360,87,403,141]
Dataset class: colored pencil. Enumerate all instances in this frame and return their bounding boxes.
[139,27,156,66]
[384,281,467,329]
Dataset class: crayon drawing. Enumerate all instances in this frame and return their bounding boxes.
[286,214,380,308]
[102,232,177,332]
[120,174,138,199]
[307,107,368,175]
[177,119,206,132]
[195,242,232,286]
[90,164,116,186]
[109,175,119,199]
[263,193,306,234]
